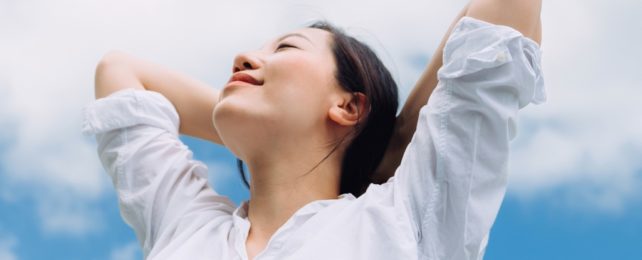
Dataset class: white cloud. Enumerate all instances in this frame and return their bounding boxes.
[0,0,640,240]
[0,234,18,260]
[35,191,105,236]
[0,0,282,236]
[0,0,453,235]
[506,0,642,213]
[109,241,141,260]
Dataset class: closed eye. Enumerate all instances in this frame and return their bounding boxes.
[276,43,297,51]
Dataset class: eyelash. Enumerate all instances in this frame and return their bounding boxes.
[276,43,296,51]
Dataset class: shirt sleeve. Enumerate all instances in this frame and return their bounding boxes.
[389,17,546,259]
[82,89,235,256]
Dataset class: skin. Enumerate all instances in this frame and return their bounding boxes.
[373,0,542,182]
[94,1,541,258]
[211,28,367,259]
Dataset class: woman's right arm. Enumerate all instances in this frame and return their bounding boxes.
[89,52,235,257]
[95,50,223,144]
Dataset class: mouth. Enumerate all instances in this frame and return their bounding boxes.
[226,72,263,87]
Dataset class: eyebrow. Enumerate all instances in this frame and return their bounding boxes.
[275,33,314,46]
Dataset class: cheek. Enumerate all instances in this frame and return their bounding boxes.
[268,53,334,89]
[266,56,335,108]
[266,74,334,127]
[214,54,337,137]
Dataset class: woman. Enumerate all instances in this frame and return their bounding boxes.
[83,0,545,259]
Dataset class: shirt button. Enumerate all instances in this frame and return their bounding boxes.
[271,240,284,249]
[497,52,508,62]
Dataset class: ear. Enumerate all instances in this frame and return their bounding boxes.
[328,92,369,126]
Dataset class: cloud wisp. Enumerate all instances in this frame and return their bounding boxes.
[109,241,141,260]
[506,0,642,213]
[0,1,640,245]
[0,233,18,260]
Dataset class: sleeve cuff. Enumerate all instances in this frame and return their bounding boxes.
[439,16,546,107]
[81,88,180,136]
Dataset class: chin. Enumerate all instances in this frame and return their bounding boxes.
[212,97,276,160]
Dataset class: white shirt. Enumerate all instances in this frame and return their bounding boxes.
[82,17,545,260]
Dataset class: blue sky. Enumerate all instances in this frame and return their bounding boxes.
[1,0,642,259]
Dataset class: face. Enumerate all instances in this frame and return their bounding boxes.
[213,28,344,159]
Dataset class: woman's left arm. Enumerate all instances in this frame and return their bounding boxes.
[383,0,545,258]
[468,0,542,44]
[373,5,469,184]
[374,0,542,183]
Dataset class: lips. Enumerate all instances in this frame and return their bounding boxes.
[227,72,263,86]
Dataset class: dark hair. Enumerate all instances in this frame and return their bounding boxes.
[237,21,398,197]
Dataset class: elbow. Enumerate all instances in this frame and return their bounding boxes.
[466,0,542,44]
[98,50,129,64]
[94,50,127,98]
[95,50,129,78]
[94,50,142,99]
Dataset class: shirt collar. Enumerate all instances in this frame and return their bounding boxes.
[232,193,356,222]
[230,193,356,258]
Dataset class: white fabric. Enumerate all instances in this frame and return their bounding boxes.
[82,17,545,260]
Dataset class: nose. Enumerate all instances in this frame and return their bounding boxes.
[232,52,262,73]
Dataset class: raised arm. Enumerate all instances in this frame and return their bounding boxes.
[373,5,469,183]
[373,0,542,183]
[381,0,544,258]
[467,0,542,44]
[94,50,223,144]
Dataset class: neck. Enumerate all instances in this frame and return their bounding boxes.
[243,142,342,239]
